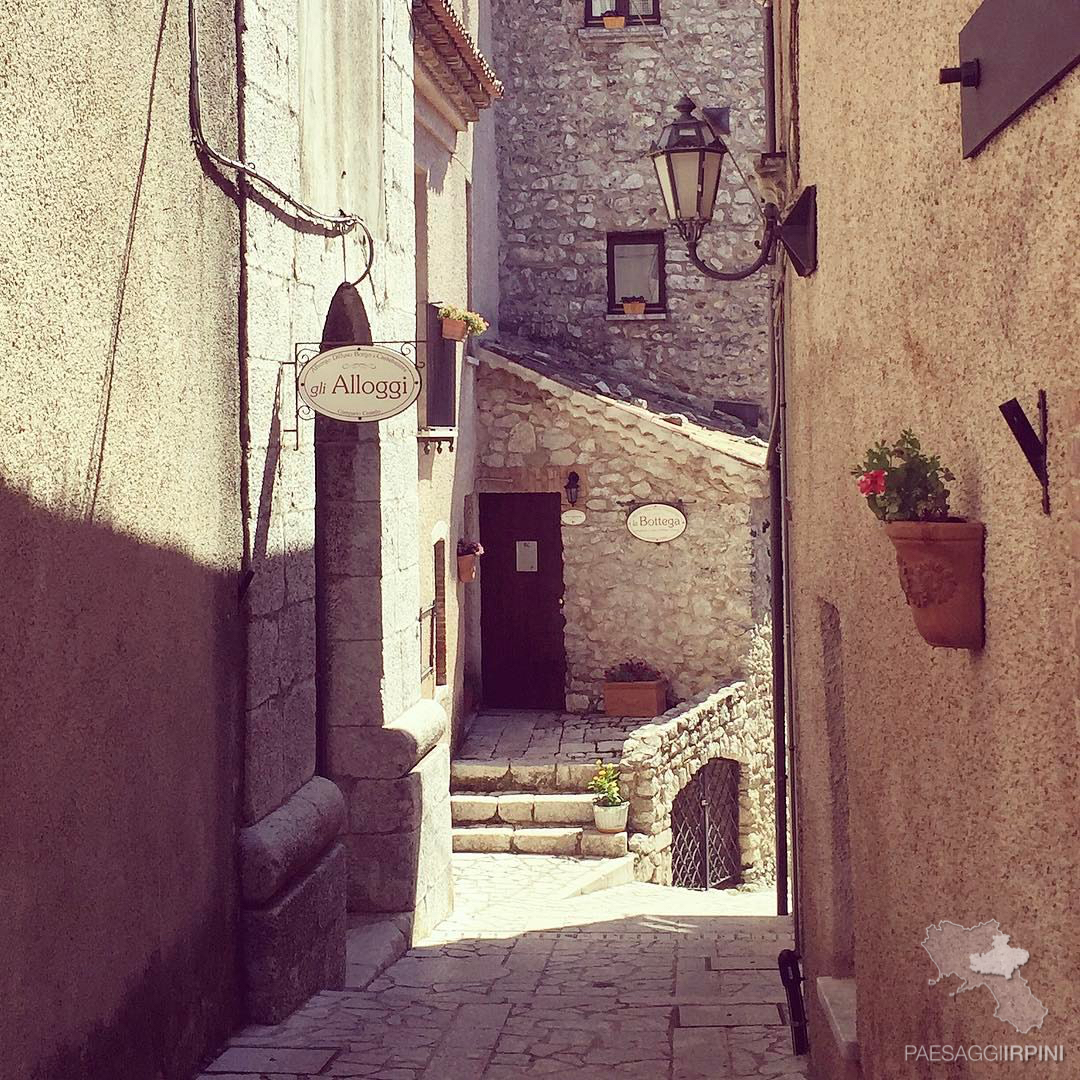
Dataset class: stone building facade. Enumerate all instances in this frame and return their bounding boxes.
[766,2,1080,1077]
[473,344,769,707]
[491,0,770,415]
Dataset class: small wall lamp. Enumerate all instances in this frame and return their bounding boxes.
[564,471,581,506]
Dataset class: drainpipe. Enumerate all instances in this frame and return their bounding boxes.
[762,0,789,921]
[766,304,789,920]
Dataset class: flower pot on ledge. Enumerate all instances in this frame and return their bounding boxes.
[441,317,467,341]
[622,300,647,315]
[602,14,626,27]
[884,521,985,649]
[603,679,667,717]
[593,802,629,833]
[457,554,478,582]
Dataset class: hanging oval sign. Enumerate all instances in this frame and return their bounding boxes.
[626,503,687,543]
[561,509,586,526]
[297,345,421,423]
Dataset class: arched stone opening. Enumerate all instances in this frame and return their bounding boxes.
[670,757,744,890]
[620,681,775,887]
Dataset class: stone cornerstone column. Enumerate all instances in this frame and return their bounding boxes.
[316,411,453,944]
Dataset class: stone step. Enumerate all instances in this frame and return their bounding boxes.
[451,758,599,794]
[451,824,628,858]
[451,792,597,827]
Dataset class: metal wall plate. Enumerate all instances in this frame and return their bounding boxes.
[955,0,1080,158]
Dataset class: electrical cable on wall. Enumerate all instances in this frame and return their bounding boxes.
[187,0,375,283]
[624,10,768,226]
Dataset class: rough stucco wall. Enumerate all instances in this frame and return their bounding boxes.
[474,356,767,705]
[779,3,1080,1076]
[0,2,243,1078]
[491,0,769,413]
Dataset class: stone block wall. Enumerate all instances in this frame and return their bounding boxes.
[491,0,769,414]
[620,633,775,886]
[475,350,768,705]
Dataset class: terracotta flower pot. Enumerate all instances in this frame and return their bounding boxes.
[441,317,467,341]
[602,14,626,27]
[622,300,646,315]
[603,679,667,717]
[884,521,985,649]
[457,554,478,582]
[593,802,629,833]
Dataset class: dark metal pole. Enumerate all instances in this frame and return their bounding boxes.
[762,0,789,920]
[767,322,789,918]
[701,798,712,889]
[763,1,777,154]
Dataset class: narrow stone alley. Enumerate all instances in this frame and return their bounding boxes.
[199,854,805,1080]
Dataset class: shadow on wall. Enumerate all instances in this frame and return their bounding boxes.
[0,479,242,1080]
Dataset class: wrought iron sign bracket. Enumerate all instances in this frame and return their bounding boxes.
[999,390,1049,514]
[282,340,424,450]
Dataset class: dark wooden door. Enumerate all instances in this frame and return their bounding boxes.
[479,493,566,709]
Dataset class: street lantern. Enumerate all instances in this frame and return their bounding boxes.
[649,96,727,246]
[648,97,817,280]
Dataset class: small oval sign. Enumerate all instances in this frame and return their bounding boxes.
[626,503,686,543]
[561,509,586,526]
[298,345,421,423]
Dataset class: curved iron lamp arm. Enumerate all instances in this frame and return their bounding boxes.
[686,203,781,281]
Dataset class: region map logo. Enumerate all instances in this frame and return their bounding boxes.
[921,919,1047,1034]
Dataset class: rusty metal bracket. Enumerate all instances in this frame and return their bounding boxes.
[999,390,1049,514]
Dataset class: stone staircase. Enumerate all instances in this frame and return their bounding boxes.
[450,760,630,861]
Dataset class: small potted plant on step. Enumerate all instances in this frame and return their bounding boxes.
[621,295,646,315]
[457,540,484,582]
[439,304,489,342]
[602,658,667,717]
[852,429,984,649]
[601,9,626,28]
[588,760,629,833]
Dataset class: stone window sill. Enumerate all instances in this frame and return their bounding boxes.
[605,312,669,322]
[577,25,668,44]
[816,977,860,1063]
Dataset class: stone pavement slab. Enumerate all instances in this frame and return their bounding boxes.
[679,1003,784,1027]
[198,854,807,1079]
[205,1046,336,1072]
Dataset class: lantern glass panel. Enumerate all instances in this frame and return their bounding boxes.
[699,150,723,222]
[652,153,677,220]
[670,149,703,221]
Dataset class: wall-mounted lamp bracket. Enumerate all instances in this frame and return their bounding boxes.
[999,391,1049,514]
[686,187,817,282]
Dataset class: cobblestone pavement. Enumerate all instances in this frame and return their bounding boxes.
[200,854,808,1080]
[457,711,648,763]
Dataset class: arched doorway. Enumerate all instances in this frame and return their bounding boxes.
[671,757,742,889]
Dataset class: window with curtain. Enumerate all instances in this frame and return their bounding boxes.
[606,231,667,313]
[584,0,660,26]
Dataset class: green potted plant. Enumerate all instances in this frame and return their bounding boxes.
[602,658,667,717]
[601,9,626,27]
[587,761,628,833]
[621,295,646,315]
[457,539,484,582]
[438,304,489,342]
[852,430,984,649]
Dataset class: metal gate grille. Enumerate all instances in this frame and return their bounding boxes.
[671,758,741,889]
